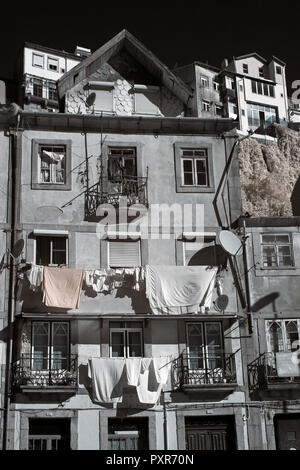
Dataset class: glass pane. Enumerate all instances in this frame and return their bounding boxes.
[36,236,50,266]
[182,150,194,156]
[33,322,49,370]
[111,332,125,357]
[183,160,193,171]
[128,332,142,357]
[205,323,223,368]
[285,321,299,351]
[262,246,277,267]
[187,324,204,368]
[269,322,283,352]
[278,245,292,266]
[52,323,68,369]
[262,235,276,243]
[123,157,137,177]
[276,235,290,243]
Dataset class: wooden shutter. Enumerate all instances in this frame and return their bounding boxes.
[108,241,140,268]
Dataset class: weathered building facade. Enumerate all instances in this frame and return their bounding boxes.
[0,30,299,451]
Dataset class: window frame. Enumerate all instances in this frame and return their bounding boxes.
[202,100,210,112]
[34,235,69,267]
[109,321,144,358]
[200,76,209,88]
[31,139,72,190]
[260,233,294,269]
[265,319,300,353]
[31,321,70,371]
[242,63,249,74]
[47,56,59,72]
[181,154,209,187]
[174,142,215,193]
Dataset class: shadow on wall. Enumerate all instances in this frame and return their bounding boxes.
[188,244,228,268]
[18,276,150,314]
[291,175,300,216]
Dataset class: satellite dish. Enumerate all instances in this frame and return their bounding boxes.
[11,239,24,259]
[86,93,96,107]
[219,230,242,256]
[250,292,280,312]
[215,295,229,312]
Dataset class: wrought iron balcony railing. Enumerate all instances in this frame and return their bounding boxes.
[85,176,148,219]
[11,354,78,389]
[172,352,237,388]
[248,351,300,394]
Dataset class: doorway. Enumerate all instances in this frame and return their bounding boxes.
[185,416,236,450]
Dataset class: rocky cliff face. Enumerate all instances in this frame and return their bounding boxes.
[238,124,300,216]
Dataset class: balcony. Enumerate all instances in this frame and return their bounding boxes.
[85,176,148,220]
[248,352,300,400]
[11,354,78,393]
[172,352,238,397]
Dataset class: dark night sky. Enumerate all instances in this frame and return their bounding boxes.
[1,3,299,93]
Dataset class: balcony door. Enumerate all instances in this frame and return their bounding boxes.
[32,321,69,371]
[108,148,137,181]
[186,322,223,383]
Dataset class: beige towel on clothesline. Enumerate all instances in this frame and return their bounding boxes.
[43,266,84,309]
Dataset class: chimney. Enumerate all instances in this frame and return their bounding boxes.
[221,58,229,69]
[74,46,91,58]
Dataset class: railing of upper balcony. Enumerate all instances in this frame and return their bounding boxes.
[11,354,78,388]
[248,351,300,393]
[85,176,148,219]
[172,351,237,388]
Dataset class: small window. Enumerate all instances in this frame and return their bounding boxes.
[134,86,160,115]
[243,63,248,74]
[261,233,293,268]
[36,236,68,266]
[202,100,210,112]
[266,319,300,353]
[181,149,209,187]
[213,81,219,91]
[108,240,141,268]
[32,53,44,68]
[48,57,59,72]
[60,68,65,74]
[200,76,209,88]
[276,66,282,75]
[215,105,222,116]
[110,321,143,358]
[242,109,245,116]
[259,67,264,78]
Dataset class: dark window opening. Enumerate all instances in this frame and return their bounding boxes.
[36,236,67,266]
[28,418,70,451]
[108,417,149,450]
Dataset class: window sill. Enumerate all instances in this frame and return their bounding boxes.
[32,182,71,191]
[255,266,300,277]
[177,185,215,193]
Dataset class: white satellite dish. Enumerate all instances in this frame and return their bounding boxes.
[214,295,229,312]
[219,230,242,256]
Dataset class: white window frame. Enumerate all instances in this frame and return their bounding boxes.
[109,325,143,358]
[242,63,248,74]
[265,319,300,353]
[34,234,69,267]
[261,233,293,269]
[202,100,210,112]
[32,52,44,68]
[31,321,69,370]
[200,76,209,88]
[213,81,219,91]
[186,321,224,371]
[181,149,209,188]
[38,145,66,185]
[47,56,59,72]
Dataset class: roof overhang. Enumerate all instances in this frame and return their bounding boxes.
[18,112,239,135]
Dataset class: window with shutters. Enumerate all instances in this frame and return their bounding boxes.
[32,53,44,68]
[110,321,143,358]
[134,85,160,115]
[108,240,141,268]
[47,56,59,72]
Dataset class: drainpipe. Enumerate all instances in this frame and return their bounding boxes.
[2,115,22,450]
[242,218,253,334]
